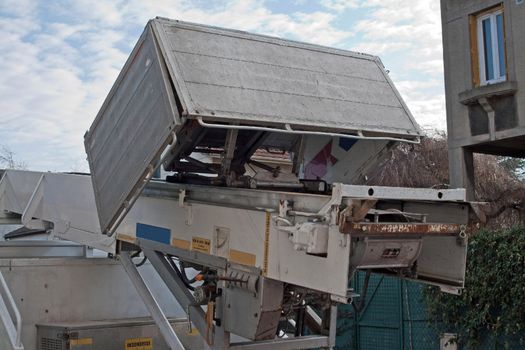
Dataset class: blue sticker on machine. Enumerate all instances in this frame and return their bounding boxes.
[136,223,171,244]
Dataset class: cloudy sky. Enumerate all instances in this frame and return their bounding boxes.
[0,0,444,171]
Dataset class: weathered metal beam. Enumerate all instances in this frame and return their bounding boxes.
[221,128,239,176]
[230,335,330,350]
[341,222,476,236]
[119,251,186,350]
[142,249,212,347]
[232,130,268,167]
[164,122,208,171]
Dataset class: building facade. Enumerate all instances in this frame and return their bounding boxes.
[441,0,525,199]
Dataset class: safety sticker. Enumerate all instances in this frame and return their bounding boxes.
[70,338,93,346]
[172,238,191,250]
[125,337,153,350]
[229,249,256,267]
[192,237,211,254]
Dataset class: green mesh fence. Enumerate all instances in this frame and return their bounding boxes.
[335,272,441,350]
[335,272,524,350]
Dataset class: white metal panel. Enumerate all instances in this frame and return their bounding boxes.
[0,170,42,214]
[21,173,116,253]
[116,197,352,300]
[300,136,391,184]
[339,184,467,202]
[417,236,467,287]
[0,258,185,350]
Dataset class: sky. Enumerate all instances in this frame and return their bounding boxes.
[0,0,445,172]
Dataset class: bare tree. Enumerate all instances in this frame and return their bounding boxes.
[0,145,26,169]
[368,134,525,228]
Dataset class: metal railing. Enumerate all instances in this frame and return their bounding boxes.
[0,270,23,350]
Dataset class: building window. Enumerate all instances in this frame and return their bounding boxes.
[470,5,507,86]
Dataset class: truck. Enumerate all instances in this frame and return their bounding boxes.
[0,18,480,349]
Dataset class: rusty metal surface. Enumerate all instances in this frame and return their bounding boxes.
[341,222,475,236]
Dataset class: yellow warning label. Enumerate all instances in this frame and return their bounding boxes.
[229,249,256,266]
[125,337,153,350]
[192,236,211,254]
[188,327,200,336]
[70,338,93,346]
[172,238,191,250]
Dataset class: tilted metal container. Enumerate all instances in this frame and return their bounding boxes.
[84,17,422,235]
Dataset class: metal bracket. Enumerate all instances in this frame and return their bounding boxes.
[221,128,239,176]
[119,251,186,350]
[142,248,212,344]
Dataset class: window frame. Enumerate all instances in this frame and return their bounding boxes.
[477,9,506,85]
[469,4,508,87]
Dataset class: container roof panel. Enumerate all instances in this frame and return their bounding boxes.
[152,18,421,137]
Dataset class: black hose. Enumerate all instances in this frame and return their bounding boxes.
[135,256,147,267]
[180,261,198,284]
[131,250,147,267]
[352,270,372,313]
[168,256,195,291]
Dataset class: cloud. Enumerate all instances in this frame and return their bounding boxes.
[353,0,443,73]
[0,0,447,172]
[395,79,446,130]
[320,0,359,12]
[0,0,356,171]
[349,0,446,129]
[122,0,352,46]
[0,0,36,17]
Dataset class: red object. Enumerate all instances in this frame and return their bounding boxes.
[304,141,338,179]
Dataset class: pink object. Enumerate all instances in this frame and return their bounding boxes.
[304,141,338,179]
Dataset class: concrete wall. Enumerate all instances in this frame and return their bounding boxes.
[441,0,525,197]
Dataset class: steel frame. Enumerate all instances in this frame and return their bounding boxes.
[0,270,23,350]
[122,239,337,350]
[120,251,186,350]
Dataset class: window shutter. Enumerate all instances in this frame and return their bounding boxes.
[469,15,480,87]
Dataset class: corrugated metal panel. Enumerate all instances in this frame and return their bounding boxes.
[84,24,180,235]
[152,18,421,137]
